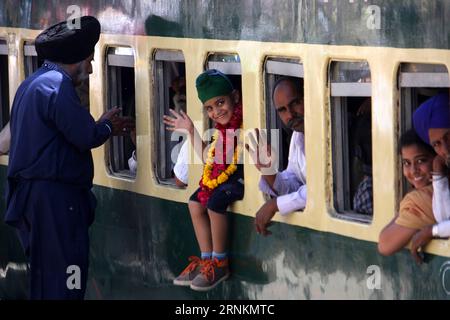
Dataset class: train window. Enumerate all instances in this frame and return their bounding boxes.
[152,49,187,186]
[205,53,242,130]
[399,63,449,132]
[206,53,242,91]
[329,61,373,223]
[23,41,42,78]
[398,63,449,196]
[264,57,303,172]
[105,46,136,179]
[203,53,244,206]
[0,39,9,129]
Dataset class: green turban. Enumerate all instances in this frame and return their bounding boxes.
[195,69,234,103]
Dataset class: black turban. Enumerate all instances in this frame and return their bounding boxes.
[35,16,101,64]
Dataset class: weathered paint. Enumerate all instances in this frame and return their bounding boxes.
[0,0,449,49]
[88,184,450,299]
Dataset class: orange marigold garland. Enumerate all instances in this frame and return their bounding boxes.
[201,130,241,189]
[197,104,243,206]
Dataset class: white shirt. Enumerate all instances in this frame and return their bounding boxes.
[173,140,189,185]
[0,122,10,155]
[128,150,137,174]
[431,176,450,237]
[127,141,189,183]
[259,131,307,215]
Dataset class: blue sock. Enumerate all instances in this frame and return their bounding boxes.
[201,252,212,260]
[212,252,227,261]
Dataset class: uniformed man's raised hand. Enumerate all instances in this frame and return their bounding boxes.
[99,107,135,136]
[99,106,122,121]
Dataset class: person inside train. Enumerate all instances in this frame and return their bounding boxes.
[379,92,450,263]
[0,82,90,157]
[171,76,186,113]
[128,76,188,186]
[172,138,189,187]
[163,69,244,291]
[128,128,188,186]
[352,98,373,215]
[169,75,188,187]
[408,92,450,262]
[378,129,436,261]
[246,77,306,236]
[0,122,10,156]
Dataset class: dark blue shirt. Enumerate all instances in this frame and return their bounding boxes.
[7,61,111,188]
[5,61,112,228]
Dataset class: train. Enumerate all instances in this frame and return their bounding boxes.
[0,0,450,299]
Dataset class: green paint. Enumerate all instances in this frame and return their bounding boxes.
[0,166,28,300]
[85,186,450,299]
[0,1,449,49]
[1,162,449,299]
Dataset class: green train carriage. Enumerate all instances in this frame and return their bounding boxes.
[0,0,450,299]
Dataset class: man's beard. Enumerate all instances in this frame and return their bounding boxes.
[445,156,450,168]
[73,63,89,87]
[287,115,304,132]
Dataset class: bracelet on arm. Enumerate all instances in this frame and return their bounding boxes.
[432,224,439,237]
[430,173,446,181]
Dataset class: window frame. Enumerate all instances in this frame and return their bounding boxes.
[204,53,242,129]
[397,62,450,197]
[206,53,241,75]
[329,60,373,224]
[23,41,39,78]
[152,49,187,186]
[105,46,136,179]
[0,39,8,55]
[263,56,304,173]
[0,38,9,129]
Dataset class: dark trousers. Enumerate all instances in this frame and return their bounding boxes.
[12,181,93,300]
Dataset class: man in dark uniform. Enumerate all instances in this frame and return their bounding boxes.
[4,16,134,299]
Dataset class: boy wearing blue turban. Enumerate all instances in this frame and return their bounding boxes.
[411,92,450,262]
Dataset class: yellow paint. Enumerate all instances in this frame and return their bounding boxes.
[1,27,450,257]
